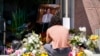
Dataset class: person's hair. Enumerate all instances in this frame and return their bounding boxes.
[48,16,62,27]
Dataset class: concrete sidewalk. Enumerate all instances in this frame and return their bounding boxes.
[93,54,100,56]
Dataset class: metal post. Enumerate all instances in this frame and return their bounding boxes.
[65,0,68,17]
[71,0,75,29]
[62,0,70,29]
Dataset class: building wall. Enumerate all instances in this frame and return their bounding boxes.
[0,0,3,33]
[75,0,100,35]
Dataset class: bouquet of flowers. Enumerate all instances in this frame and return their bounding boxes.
[86,35,99,51]
[70,35,81,46]
[10,31,48,56]
[70,34,99,51]
[70,27,99,51]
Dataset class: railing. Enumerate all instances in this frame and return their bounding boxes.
[95,29,100,53]
[95,29,100,36]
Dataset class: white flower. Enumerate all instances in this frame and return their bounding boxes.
[34,39,39,43]
[30,35,36,40]
[32,50,37,54]
[79,27,86,32]
[23,38,27,42]
[22,48,27,52]
[36,44,40,48]
[86,40,91,45]
[39,41,43,45]
[74,36,80,40]
[30,47,33,51]
[84,49,93,56]
[79,36,87,43]
[28,38,33,43]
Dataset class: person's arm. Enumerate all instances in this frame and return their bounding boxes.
[66,32,71,47]
[46,30,52,43]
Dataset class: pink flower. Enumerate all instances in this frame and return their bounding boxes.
[68,51,73,56]
[6,48,13,54]
[15,49,22,56]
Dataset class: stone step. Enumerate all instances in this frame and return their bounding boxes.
[93,54,100,56]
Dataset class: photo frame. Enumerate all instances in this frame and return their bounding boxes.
[36,4,60,23]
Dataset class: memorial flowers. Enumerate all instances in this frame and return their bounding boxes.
[10,31,48,56]
[70,27,99,54]
[86,35,99,51]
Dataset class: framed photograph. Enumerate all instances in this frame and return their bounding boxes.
[36,4,60,23]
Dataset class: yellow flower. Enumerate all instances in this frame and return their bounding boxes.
[40,52,48,56]
[22,52,33,56]
[22,53,27,56]
[76,51,84,56]
[90,35,99,41]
